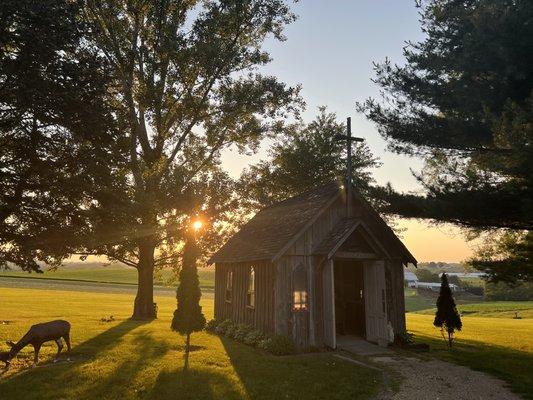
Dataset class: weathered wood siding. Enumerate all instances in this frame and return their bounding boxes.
[214,261,275,334]
[274,255,310,348]
[364,260,388,345]
[385,260,406,333]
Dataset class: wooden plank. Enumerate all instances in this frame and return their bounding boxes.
[323,259,336,348]
[364,260,388,346]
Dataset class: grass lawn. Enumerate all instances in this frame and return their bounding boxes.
[0,266,216,290]
[413,300,533,319]
[0,287,380,400]
[407,310,533,399]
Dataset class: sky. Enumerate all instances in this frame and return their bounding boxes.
[220,0,478,263]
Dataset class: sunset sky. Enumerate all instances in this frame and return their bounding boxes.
[220,0,477,263]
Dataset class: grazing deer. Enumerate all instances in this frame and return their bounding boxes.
[7,320,71,365]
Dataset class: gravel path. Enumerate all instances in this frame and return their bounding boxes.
[371,355,521,400]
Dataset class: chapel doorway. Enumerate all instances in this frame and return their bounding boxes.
[334,260,366,337]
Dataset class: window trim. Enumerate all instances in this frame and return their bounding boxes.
[292,263,309,312]
[246,266,255,309]
[225,269,233,303]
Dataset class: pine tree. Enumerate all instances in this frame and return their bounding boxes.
[434,273,462,349]
[171,231,206,371]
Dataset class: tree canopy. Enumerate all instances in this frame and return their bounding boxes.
[358,0,533,283]
[0,0,119,272]
[1,0,301,319]
[239,108,380,211]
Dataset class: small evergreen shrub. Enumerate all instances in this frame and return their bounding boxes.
[434,273,462,348]
[261,335,295,355]
[215,319,233,335]
[205,319,219,332]
[243,330,264,347]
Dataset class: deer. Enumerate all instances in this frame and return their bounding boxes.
[7,320,71,366]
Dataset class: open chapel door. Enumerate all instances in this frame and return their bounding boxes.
[364,260,388,345]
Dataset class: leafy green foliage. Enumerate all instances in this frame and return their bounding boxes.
[204,319,219,332]
[358,0,533,283]
[239,108,379,211]
[214,319,234,335]
[258,335,295,355]
[1,0,301,318]
[434,274,462,348]
[414,269,440,283]
[243,329,265,347]
[485,281,533,301]
[0,0,120,272]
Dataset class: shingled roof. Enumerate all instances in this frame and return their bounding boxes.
[210,181,417,265]
[209,182,343,263]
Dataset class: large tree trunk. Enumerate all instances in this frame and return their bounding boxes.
[132,240,157,320]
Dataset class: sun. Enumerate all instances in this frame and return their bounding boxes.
[192,220,203,231]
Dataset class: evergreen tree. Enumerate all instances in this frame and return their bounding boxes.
[358,0,533,283]
[171,226,206,371]
[434,273,462,348]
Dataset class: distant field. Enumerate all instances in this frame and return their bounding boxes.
[414,301,533,319]
[0,288,380,400]
[403,288,482,312]
[0,265,216,289]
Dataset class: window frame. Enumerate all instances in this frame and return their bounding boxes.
[292,263,309,312]
[225,269,233,303]
[246,266,255,309]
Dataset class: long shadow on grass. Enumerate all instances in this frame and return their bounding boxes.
[149,365,245,400]
[414,335,533,400]
[0,319,148,399]
[219,336,381,400]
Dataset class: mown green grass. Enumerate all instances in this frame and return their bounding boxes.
[406,312,533,399]
[0,266,216,289]
[0,288,380,400]
[414,301,533,318]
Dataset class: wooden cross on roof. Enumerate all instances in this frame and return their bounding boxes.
[335,117,364,215]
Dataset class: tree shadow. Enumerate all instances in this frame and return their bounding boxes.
[149,366,245,400]
[0,319,147,396]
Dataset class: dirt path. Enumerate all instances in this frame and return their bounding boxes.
[370,355,521,400]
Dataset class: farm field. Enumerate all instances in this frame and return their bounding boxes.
[0,287,380,400]
[0,265,216,290]
[1,283,532,399]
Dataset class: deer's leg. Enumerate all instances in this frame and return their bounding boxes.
[32,343,41,366]
[63,334,71,352]
[54,338,64,360]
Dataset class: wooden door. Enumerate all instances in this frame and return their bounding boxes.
[322,259,336,349]
[364,260,388,345]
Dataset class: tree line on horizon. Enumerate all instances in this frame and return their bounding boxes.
[0,0,531,320]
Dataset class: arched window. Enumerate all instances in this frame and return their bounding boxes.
[292,263,308,311]
[225,269,233,302]
[247,266,255,308]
